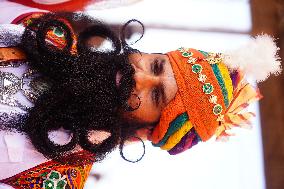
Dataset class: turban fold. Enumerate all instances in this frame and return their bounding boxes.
[149,47,263,155]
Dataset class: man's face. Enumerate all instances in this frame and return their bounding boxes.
[123,53,178,124]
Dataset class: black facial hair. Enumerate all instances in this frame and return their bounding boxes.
[0,12,146,162]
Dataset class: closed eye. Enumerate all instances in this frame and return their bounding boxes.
[151,58,164,75]
[151,84,166,108]
[151,87,160,107]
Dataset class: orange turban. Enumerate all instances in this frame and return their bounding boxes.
[149,47,262,155]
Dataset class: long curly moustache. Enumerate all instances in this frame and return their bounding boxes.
[18,12,143,161]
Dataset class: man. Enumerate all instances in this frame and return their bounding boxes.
[0,12,281,188]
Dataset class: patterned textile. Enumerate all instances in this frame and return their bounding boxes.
[0,151,95,189]
[12,12,77,54]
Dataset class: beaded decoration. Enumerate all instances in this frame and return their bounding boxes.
[178,47,232,122]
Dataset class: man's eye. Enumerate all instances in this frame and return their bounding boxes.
[152,87,160,106]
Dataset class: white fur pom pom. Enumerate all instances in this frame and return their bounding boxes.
[224,34,282,82]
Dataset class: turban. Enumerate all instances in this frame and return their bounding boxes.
[149,35,282,155]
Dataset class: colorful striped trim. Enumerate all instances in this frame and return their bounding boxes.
[160,120,193,150]
[198,50,209,57]
[168,128,201,155]
[152,112,188,147]
[199,49,233,105]
[211,64,230,107]
[218,63,233,103]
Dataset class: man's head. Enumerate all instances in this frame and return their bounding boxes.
[123,53,178,124]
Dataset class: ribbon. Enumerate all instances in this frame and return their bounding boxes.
[215,79,262,140]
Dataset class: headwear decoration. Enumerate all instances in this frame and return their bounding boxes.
[150,35,282,155]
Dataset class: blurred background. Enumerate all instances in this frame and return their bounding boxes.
[0,0,283,188]
[83,0,284,189]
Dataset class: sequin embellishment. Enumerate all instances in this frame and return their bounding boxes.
[0,69,50,111]
[0,72,21,96]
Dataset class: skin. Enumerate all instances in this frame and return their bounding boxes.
[91,53,178,143]
[123,53,178,125]
[80,25,178,125]
[84,36,178,141]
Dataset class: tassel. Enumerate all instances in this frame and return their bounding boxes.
[224,34,282,82]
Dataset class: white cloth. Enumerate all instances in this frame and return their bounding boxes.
[0,183,15,189]
[0,24,70,180]
[0,63,48,179]
[0,24,25,47]
[0,130,48,180]
[0,0,45,24]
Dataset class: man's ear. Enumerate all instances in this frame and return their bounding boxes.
[88,130,111,144]
[134,126,153,141]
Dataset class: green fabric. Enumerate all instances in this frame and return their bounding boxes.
[211,64,229,107]
[153,112,189,147]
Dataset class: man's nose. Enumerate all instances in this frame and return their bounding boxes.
[134,71,159,91]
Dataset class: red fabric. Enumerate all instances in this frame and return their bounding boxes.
[11,12,78,55]
[9,0,93,11]
[0,151,95,189]
[11,12,44,24]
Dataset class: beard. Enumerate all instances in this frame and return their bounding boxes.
[7,12,140,161]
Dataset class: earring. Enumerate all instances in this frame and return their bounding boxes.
[123,93,141,112]
[119,136,145,163]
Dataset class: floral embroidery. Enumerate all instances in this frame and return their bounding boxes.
[216,114,225,122]
[187,57,197,64]
[213,104,223,115]
[198,73,207,83]
[192,64,203,74]
[202,83,214,94]
[43,171,67,189]
[178,47,225,122]
[182,51,192,57]
[0,151,95,189]
[209,95,218,104]
[205,53,224,64]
